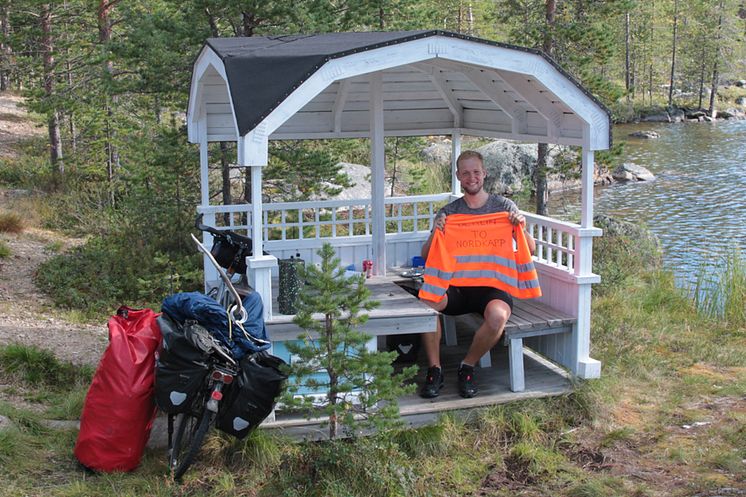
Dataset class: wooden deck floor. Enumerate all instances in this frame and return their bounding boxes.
[264,324,572,440]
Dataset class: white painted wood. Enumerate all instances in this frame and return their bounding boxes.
[498,71,561,139]
[246,255,278,321]
[412,62,463,127]
[443,61,528,134]
[509,338,525,392]
[370,72,386,276]
[250,166,263,255]
[198,117,209,206]
[438,40,609,149]
[241,129,268,166]
[187,47,236,143]
[581,145,594,228]
[332,79,350,132]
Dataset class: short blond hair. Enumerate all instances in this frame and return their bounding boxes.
[456,150,484,171]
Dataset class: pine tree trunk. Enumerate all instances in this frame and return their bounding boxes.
[625,11,631,99]
[98,0,118,206]
[66,58,76,154]
[535,0,555,216]
[709,61,719,118]
[708,0,725,118]
[698,45,706,110]
[41,4,63,173]
[0,3,10,91]
[667,0,678,108]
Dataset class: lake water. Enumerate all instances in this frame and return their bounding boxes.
[548,119,746,285]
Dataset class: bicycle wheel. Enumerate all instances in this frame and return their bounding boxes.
[169,410,215,480]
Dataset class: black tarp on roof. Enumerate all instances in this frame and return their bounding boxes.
[204,30,610,137]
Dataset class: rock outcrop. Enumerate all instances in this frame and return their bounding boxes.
[612,163,655,182]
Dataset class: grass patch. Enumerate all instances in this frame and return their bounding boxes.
[0,344,93,389]
[0,210,24,233]
[44,240,64,253]
[0,240,9,258]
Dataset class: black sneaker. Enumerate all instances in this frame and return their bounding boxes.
[457,364,478,398]
[419,366,444,398]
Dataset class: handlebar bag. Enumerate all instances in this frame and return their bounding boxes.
[211,238,239,271]
[216,351,287,439]
[154,315,210,414]
[74,307,161,472]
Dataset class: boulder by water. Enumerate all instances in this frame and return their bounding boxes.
[629,130,660,139]
[721,108,745,120]
[593,214,661,253]
[735,96,746,106]
[612,163,655,182]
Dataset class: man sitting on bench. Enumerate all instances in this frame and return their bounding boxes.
[419,150,535,399]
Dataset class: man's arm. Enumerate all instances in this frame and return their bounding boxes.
[421,213,446,259]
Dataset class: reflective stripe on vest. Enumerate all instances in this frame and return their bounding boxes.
[418,212,542,302]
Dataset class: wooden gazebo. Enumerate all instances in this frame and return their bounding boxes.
[186,31,609,426]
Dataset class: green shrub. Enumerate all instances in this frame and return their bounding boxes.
[592,215,662,296]
[36,236,202,316]
[0,211,24,233]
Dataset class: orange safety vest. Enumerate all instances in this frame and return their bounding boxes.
[419,212,541,302]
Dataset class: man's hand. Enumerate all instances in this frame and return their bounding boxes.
[508,211,526,227]
[434,213,447,231]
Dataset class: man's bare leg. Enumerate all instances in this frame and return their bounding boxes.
[420,296,448,368]
[419,297,448,398]
[463,299,511,366]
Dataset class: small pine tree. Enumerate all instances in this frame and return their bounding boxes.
[282,243,416,439]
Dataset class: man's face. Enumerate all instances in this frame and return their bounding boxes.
[456,157,486,195]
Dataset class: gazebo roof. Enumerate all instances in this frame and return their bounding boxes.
[187,30,612,151]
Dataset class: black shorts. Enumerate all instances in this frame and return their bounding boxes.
[441,286,514,316]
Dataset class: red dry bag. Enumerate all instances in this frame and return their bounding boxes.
[74,306,161,472]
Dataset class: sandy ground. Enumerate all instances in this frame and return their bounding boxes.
[0,93,108,366]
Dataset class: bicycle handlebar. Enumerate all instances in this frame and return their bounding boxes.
[190,233,270,348]
[195,214,254,250]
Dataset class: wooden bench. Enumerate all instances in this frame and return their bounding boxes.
[441,299,575,392]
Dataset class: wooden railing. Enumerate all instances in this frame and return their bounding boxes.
[197,193,452,239]
[197,196,599,276]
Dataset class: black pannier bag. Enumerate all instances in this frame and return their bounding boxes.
[154,315,210,413]
[386,333,421,363]
[216,351,287,439]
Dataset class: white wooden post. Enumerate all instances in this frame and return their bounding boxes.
[370,72,386,276]
[580,146,594,228]
[198,117,218,287]
[239,133,277,321]
[451,131,461,196]
[574,142,601,378]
